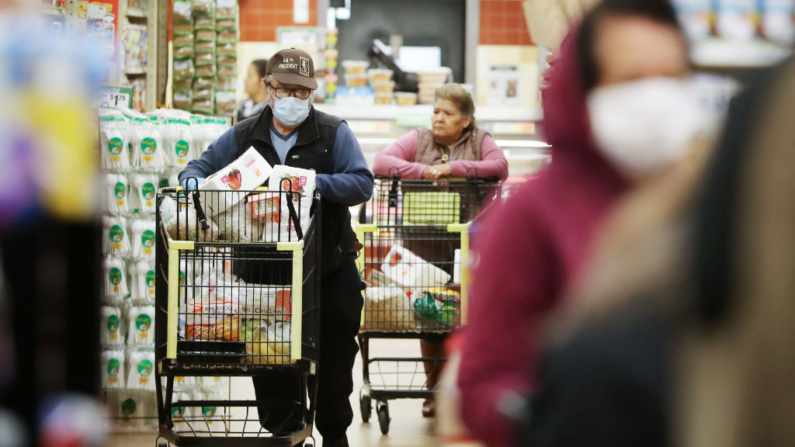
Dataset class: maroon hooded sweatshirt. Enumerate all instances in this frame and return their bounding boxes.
[457,29,630,446]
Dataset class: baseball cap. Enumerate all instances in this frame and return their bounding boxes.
[265,48,318,90]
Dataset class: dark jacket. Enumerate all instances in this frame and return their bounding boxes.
[180,106,374,276]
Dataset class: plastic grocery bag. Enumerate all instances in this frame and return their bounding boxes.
[212,200,265,243]
[265,165,316,242]
[362,286,417,331]
[413,291,461,328]
[159,196,219,242]
[381,245,451,288]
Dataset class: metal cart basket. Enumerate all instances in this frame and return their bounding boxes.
[354,175,501,434]
[154,184,321,447]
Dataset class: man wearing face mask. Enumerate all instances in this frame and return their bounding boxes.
[179,48,374,447]
[457,0,705,446]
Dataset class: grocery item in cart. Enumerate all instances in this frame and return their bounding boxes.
[381,245,451,288]
[243,320,289,365]
[265,165,316,242]
[101,306,123,345]
[240,286,291,317]
[131,219,156,259]
[362,286,417,331]
[127,350,156,390]
[104,257,130,297]
[413,291,461,328]
[185,299,240,341]
[101,349,125,389]
[128,305,155,346]
[159,196,220,242]
[198,147,273,216]
[104,216,131,256]
[424,287,460,304]
[247,192,280,220]
[212,200,265,243]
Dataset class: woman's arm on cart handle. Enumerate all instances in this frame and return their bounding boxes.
[372,130,427,179]
[449,135,509,181]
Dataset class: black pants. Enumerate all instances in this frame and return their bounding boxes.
[253,254,364,438]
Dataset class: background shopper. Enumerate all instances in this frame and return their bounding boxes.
[457,1,698,445]
[237,58,269,121]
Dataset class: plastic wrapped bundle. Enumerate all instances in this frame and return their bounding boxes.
[127,305,155,347]
[127,350,156,390]
[105,173,129,216]
[131,219,156,259]
[159,196,220,242]
[129,260,156,302]
[99,111,130,171]
[104,257,130,298]
[101,349,125,390]
[362,286,417,331]
[130,173,158,214]
[101,305,124,345]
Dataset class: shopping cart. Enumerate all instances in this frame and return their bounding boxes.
[154,181,321,447]
[354,174,501,434]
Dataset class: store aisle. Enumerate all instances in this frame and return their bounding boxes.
[108,339,440,446]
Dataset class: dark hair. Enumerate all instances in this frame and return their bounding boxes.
[576,0,684,91]
[251,59,269,79]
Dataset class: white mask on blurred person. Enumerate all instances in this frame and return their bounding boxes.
[587,77,704,179]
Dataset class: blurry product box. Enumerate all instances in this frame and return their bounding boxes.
[716,0,759,41]
[487,65,520,107]
[672,0,713,39]
[335,86,374,107]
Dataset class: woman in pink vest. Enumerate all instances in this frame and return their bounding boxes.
[372,84,508,417]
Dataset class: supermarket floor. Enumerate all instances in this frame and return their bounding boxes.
[108,339,440,447]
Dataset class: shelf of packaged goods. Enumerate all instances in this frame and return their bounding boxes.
[39,5,65,16]
[126,7,147,18]
[691,38,792,69]
[125,68,146,76]
[313,104,543,123]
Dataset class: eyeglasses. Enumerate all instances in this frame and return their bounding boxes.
[268,84,312,100]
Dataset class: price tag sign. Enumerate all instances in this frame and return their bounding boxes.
[94,85,134,109]
[278,27,318,46]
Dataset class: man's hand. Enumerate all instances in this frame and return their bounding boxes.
[181,177,205,190]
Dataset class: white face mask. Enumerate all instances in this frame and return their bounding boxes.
[587,77,704,179]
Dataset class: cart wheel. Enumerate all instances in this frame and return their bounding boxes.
[377,402,390,435]
[156,440,169,447]
[360,393,372,423]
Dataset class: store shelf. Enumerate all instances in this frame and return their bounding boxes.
[126,7,147,18]
[39,5,65,16]
[125,69,147,76]
[692,38,792,69]
[314,104,543,122]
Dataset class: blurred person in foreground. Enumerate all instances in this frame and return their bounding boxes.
[457,0,706,445]
[523,59,794,447]
[372,83,507,417]
[180,48,373,447]
[237,58,269,121]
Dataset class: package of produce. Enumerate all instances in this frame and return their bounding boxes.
[130,173,158,214]
[217,64,237,79]
[195,29,216,41]
[105,173,129,215]
[173,79,193,91]
[425,287,461,303]
[159,196,220,242]
[173,376,195,391]
[198,147,272,216]
[195,15,216,29]
[162,118,193,167]
[104,257,129,297]
[362,286,417,331]
[186,309,240,341]
[192,98,215,115]
[127,350,156,390]
[413,291,461,328]
[197,40,217,53]
[173,0,192,23]
[131,219,156,259]
[99,113,130,171]
[193,82,214,100]
[173,32,194,48]
[212,200,264,243]
[215,0,237,19]
[381,245,451,288]
[239,287,291,317]
[763,0,795,45]
[216,18,235,30]
[266,165,316,242]
[101,306,124,345]
[130,260,156,301]
[195,51,215,66]
[193,0,213,15]
[128,305,155,346]
[217,42,236,57]
[716,0,758,41]
[215,91,236,115]
[243,320,289,365]
[173,59,195,81]
[104,216,131,256]
[101,349,125,389]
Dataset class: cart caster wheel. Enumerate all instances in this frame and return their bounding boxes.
[156,439,169,447]
[360,393,372,423]
[377,402,390,435]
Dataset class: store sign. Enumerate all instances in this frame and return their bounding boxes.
[94,85,133,109]
[278,27,318,46]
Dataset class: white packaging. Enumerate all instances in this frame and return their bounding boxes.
[266,165,316,242]
[131,219,156,259]
[163,118,193,167]
[171,391,193,432]
[240,287,291,315]
[453,249,461,285]
[199,389,225,432]
[159,196,220,242]
[104,216,131,256]
[199,147,273,216]
[672,0,712,40]
[362,286,417,331]
[131,173,159,214]
[101,349,126,390]
[104,257,129,298]
[173,376,195,391]
[130,260,156,302]
[127,350,156,391]
[99,112,130,172]
[716,0,759,41]
[131,117,166,169]
[127,305,155,347]
[212,200,264,243]
[763,0,795,45]
[381,245,452,288]
[101,306,124,345]
[199,376,225,390]
[106,173,130,216]
[117,392,143,428]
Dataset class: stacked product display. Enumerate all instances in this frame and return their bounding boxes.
[173,0,239,116]
[120,0,152,112]
[417,68,452,105]
[323,29,339,102]
[98,107,230,431]
[673,0,795,44]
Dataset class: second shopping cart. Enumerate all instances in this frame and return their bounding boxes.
[355,175,501,434]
